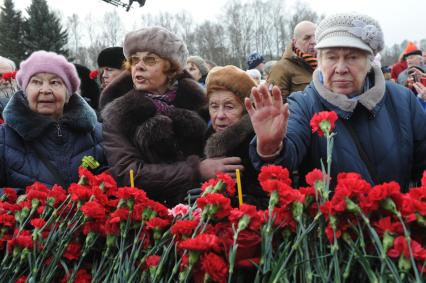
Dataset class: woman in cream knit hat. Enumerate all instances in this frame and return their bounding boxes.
[246,12,426,191]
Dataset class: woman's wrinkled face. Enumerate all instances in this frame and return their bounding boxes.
[130,51,169,93]
[319,48,371,96]
[26,73,68,120]
[209,90,244,132]
[186,62,202,81]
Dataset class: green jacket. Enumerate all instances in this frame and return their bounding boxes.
[267,43,315,99]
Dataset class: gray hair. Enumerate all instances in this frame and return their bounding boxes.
[0,56,16,70]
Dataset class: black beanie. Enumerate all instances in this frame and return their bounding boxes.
[74,64,100,110]
[97,47,125,69]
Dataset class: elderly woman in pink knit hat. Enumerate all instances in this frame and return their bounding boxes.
[0,50,105,191]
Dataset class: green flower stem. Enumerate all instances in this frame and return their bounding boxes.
[228,224,242,283]
[396,213,422,282]
[269,214,320,282]
[356,212,402,282]
[324,132,335,200]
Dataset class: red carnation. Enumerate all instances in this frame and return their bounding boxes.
[171,219,199,240]
[0,213,16,228]
[145,255,161,268]
[95,172,118,196]
[117,187,147,202]
[310,111,338,137]
[80,200,106,220]
[215,173,236,196]
[27,185,48,206]
[278,185,305,208]
[78,166,96,185]
[15,233,34,249]
[144,199,170,219]
[2,71,16,80]
[201,173,236,196]
[387,236,426,260]
[63,242,82,261]
[109,208,130,223]
[16,275,27,283]
[2,188,17,202]
[61,269,91,283]
[68,184,92,202]
[47,185,67,207]
[89,70,99,80]
[305,168,329,187]
[229,204,261,231]
[178,233,222,253]
[196,193,231,219]
[201,252,228,283]
[30,218,46,229]
[373,216,403,236]
[146,217,171,230]
[271,207,297,231]
[258,165,291,186]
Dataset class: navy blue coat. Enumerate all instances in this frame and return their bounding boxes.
[250,80,426,191]
[0,91,105,189]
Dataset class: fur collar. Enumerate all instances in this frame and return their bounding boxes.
[99,70,206,111]
[3,91,98,140]
[101,89,157,138]
[312,64,385,113]
[204,114,254,157]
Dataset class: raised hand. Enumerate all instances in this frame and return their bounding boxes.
[414,82,426,100]
[245,85,289,156]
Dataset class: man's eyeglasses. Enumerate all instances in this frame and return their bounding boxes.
[129,55,161,67]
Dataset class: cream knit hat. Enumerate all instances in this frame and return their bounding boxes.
[315,13,384,55]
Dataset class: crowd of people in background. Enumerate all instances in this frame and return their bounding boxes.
[0,12,426,208]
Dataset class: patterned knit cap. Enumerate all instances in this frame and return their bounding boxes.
[315,13,384,55]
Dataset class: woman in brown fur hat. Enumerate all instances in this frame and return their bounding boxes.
[101,27,242,207]
[204,65,268,208]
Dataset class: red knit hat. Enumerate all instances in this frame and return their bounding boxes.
[403,42,422,59]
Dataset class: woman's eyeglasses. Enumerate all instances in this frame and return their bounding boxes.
[129,55,161,67]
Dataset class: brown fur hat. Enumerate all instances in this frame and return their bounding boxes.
[123,26,188,72]
[206,65,256,103]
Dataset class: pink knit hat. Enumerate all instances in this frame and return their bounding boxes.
[16,51,80,98]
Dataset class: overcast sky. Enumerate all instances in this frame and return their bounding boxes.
[7,0,425,46]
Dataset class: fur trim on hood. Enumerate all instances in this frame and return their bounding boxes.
[205,114,254,157]
[3,91,98,141]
